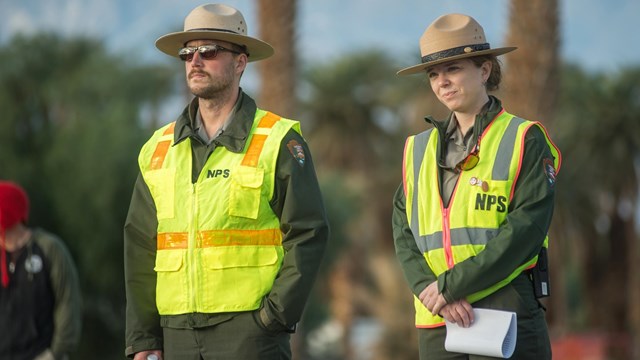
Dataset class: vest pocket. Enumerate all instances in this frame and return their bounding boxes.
[154,250,184,271]
[144,168,175,220]
[201,246,282,310]
[229,166,264,219]
[204,246,279,268]
[154,250,188,314]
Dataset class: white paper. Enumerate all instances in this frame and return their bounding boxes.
[444,308,517,358]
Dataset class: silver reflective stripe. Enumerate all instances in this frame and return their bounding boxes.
[410,129,433,253]
[420,232,442,252]
[492,116,525,180]
[422,228,496,250]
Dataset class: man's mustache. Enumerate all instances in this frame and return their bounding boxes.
[189,71,209,79]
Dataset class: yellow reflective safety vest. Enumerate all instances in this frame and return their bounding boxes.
[403,110,561,328]
[138,110,301,315]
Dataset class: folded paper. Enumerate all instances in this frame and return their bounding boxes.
[445,308,517,358]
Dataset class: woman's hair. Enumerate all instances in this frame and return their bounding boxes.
[469,55,502,91]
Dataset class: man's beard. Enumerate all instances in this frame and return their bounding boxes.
[188,66,235,99]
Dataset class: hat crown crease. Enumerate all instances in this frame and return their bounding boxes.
[184,4,247,35]
[154,3,274,62]
[396,13,516,75]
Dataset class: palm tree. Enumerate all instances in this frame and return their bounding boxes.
[502,0,560,126]
[301,50,407,173]
[257,0,297,118]
[554,65,640,358]
[505,2,639,357]
[300,49,425,359]
[502,0,567,331]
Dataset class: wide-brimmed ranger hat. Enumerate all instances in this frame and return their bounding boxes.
[155,3,274,62]
[397,13,516,76]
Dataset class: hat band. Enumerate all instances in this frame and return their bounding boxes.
[188,28,241,35]
[421,43,490,64]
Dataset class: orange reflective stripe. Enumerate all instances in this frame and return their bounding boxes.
[150,141,172,170]
[163,122,176,135]
[257,112,280,128]
[157,229,281,250]
[149,122,176,170]
[241,112,282,167]
[157,232,189,249]
[198,229,281,247]
[241,134,268,167]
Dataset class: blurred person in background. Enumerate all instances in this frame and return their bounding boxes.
[392,13,561,359]
[0,181,82,360]
[123,3,329,360]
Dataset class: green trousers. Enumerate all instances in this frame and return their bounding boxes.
[418,274,551,360]
[162,311,291,360]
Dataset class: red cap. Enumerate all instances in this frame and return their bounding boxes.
[0,181,30,288]
[0,181,29,231]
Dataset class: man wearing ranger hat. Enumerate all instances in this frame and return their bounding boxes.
[392,13,561,359]
[124,4,329,359]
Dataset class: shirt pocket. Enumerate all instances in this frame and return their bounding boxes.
[145,168,175,220]
[229,166,264,219]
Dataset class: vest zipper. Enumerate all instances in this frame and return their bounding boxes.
[188,183,198,312]
[441,207,455,269]
[442,171,463,269]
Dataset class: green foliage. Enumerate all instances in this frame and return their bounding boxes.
[553,63,640,335]
[0,33,175,358]
[300,174,361,332]
[300,49,409,172]
[297,50,421,358]
[555,64,640,227]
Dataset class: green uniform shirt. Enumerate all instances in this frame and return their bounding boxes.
[124,92,329,356]
[392,96,556,303]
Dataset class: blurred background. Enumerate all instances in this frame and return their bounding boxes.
[1,0,639,359]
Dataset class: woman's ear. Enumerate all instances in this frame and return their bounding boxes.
[481,60,492,83]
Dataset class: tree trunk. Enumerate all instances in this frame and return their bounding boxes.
[503,0,560,126]
[256,0,297,118]
[505,0,565,334]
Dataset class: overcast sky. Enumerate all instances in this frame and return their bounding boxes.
[1,0,637,89]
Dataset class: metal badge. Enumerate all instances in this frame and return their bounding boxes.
[24,254,43,274]
[470,177,489,192]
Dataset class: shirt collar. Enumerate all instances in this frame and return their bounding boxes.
[193,92,242,144]
[426,95,502,139]
[173,90,258,153]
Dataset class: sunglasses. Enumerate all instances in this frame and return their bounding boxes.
[178,44,244,62]
[440,135,481,172]
[456,144,480,171]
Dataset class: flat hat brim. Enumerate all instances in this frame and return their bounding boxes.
[155,30,275,62]
[397,46,517,76]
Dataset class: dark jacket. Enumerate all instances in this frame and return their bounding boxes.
[0,229,82,360]
[124,92,329,357]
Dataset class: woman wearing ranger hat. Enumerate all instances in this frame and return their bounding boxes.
[124,3,328,360]
[392,13,561,359]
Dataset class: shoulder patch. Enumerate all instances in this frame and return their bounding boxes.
[542,158,556,187]
[286,140,306,167]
